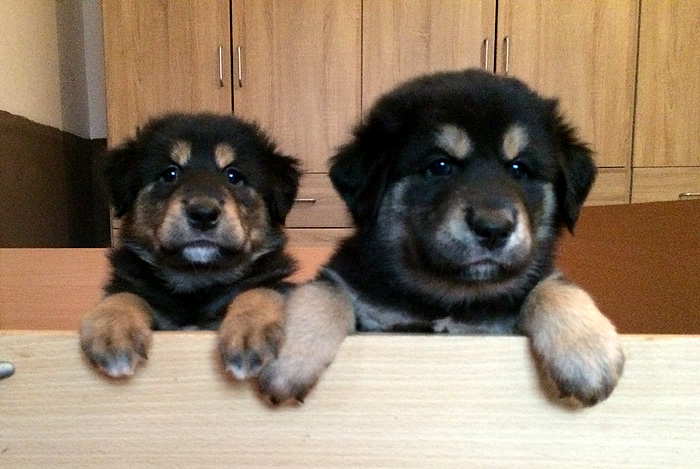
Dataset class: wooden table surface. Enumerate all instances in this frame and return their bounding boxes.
[1,332,699,468]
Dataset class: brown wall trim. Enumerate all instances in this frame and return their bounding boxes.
[0,110,110,247]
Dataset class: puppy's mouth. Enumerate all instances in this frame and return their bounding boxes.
[160,238,240,266]
[409,238,526,285]
[179,240,222,264]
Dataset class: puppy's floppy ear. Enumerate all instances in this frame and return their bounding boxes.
[330,112,399,226]
[550,102,597,232]
[104,139,142,218]
[264,152,301,225]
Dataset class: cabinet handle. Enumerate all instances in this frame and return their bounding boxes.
[218,46,224,88]
[236,46,243,88]
[679,192,700,199]
[503,36,511,76]
[294,198,317,204]
[481,38,490,70]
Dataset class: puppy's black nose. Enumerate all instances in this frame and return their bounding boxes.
[186,201,221,231]
[467,206,516,249]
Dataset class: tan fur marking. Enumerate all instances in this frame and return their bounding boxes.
[218,288,286,380]
[221,197,247,247]
[215,143,236,169]
[503,124,529,161]
[520,275,624,406]
[258,281,355,403]
[79,292,153,377]
[435,124,472,160]
[170,140,192,166]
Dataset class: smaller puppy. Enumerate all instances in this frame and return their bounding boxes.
[80,113,301,380]
[256,70,624,406]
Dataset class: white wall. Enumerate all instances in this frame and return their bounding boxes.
[0,0,106,139]
[0,1,63,130]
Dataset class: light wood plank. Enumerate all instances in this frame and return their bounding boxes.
[634,0,700,167]
[102,0,232,145]
[0,333,698,468]
[497,0,639,168]
[362,0,497,108]
[232,0,361,173]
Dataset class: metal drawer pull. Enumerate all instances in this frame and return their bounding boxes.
[237,46,243,88]
[503,36,511,76]
[678,192,700,199]
[218,46,224,88]
[481,38,490,70]
[295,198,317,204]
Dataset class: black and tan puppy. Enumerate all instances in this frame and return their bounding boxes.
[258,69,624,406]
[80,113,301,379]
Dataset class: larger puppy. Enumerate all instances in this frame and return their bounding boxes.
[80,113,300,380]
[259,70,624,406]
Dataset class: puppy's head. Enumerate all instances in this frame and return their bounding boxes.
[330,70,595,299]
[106,113,300,270]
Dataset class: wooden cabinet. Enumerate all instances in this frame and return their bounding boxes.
[632,0,700,202]
[229,1,361,234]
[231,0,361,174]
[496,0,639,204]
[362,0,496,107]
[102,0,232,145]
[103,0,697,236]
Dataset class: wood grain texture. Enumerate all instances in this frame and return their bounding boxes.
[286,174,352,228]
[587,168,630,205]
[102,0,232,145]
[631,167,700,203]
[362,0,497,108]
[497,0,639,169]
[0,332,698,468]
[232,0,361,173]
[634,0,700,167]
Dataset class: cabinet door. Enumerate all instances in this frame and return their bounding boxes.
[102,0,232,145]
[232,0,361,173]
[363,0,497,108]
[497,1,639,169]
[634,1,700,167]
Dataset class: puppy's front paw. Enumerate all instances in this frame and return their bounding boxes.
[256,281,355,405]
[218,288,285,380]
[521,276,625,406]
[257,355,323,405]
[537,324,624,406]
[79,292,153,378]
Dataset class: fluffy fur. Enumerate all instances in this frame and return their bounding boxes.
[80,113,301,379]
[258,70,624,406]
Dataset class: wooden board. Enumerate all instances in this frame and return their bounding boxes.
[0,333,698,467]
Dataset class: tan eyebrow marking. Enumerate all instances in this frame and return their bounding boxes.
[503,124,529,161]
[214,143,236,169]
[435,124,472,160]
[170,140,192,166]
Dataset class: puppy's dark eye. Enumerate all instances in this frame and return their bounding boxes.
[160,166,179,183]
[509,160,531,179]
[424,158,454,177]
[224,166,245,186]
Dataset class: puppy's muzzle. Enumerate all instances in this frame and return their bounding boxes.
[466,205,516,250]
[185,197,222,232]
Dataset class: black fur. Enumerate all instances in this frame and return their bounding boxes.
[104,113,301,330]
[324,69,596,332]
